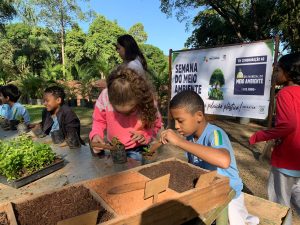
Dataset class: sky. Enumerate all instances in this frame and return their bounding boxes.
[79,0,198,55]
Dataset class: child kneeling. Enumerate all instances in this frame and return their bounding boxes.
[160,90,259,225]
[34,86,84,149]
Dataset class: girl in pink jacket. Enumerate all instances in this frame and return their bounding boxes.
[90,67,162,161]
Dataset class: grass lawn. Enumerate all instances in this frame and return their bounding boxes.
[25,105,94,126]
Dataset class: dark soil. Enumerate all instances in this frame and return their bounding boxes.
[0,212,9,225]
[13,186,114,225]
[139,161,205,193]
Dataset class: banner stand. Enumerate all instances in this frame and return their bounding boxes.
[167,48,173,128]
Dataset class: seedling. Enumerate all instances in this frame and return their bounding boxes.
[0,135,56,180]
[110,137,124,150]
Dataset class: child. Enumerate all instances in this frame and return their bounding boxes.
[160,90,259,225]
[0,84,30,129]
[249,52,300,225]
[38,86,84,149]
[90,68,162,161]
[0,86,9,119]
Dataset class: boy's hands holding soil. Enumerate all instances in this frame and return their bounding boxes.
[160,129,184,146]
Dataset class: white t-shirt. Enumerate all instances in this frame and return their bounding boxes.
[127,57,146,76]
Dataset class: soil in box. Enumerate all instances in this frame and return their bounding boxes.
[13,186,114,225]
[0,212,9,225]
[139,160,205,193]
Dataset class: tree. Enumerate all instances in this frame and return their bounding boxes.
[140,44,169,113]
[31,0,93,77]
[85,15,126,70]
[129,23,148,43]
[0,0,16,32]
[208,68,225,100]
[0,38,15,84]
[4,23,53,76]
[209,68,225,87]
[65,25,87,65]
[160,0,300,52]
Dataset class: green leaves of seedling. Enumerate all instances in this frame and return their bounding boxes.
[0,135,56,180]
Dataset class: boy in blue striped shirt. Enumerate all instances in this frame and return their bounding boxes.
[160,90,258,225]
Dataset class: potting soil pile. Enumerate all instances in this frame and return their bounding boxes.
[139,161,205,193]
[13,186,113,225]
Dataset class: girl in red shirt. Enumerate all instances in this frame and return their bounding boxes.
[249,53,300,225]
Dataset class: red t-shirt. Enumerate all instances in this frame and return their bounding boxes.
[249,86,300,170]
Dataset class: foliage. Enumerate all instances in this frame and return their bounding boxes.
[110,137,124,150]
[41,59,63,81]
[129,23,148,43]
[141,44,169,113]
[19,74,53,99]
[0,0,16,32]
[3,23,54,77]
[208,88,224,100]
[0,135,56,180]
[28,0,94,77]
[209,68,225,87]
[85,15,125,66]
[0,38,15,84]
[208,69,225,100]
[160,0,300,52]
[65,25,87,64]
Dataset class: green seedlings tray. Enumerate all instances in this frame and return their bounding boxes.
[0,157,64,188]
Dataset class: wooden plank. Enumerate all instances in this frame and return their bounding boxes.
[5,203,18,225]
[195,171,218,189]
[202,190,235,225]
[57,210,98,225]
[215,206,228,225]
[144,174,170,203]
[101,178,231,225]
[244,193,289,225]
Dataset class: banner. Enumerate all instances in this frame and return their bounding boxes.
[171,40,274,119]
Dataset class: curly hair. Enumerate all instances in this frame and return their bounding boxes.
[278,52,300,85]
[107,68,157,128]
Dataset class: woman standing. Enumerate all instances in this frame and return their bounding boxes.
[115,34,148,76]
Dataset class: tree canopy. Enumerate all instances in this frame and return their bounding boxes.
[160,0,300,52]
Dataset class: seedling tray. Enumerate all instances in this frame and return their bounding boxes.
[0,157,65,188]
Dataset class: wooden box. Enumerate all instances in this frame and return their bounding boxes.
[0,158,232,225]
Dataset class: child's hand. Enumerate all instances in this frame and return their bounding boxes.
[129,131,147,145]
[160,129,183,146]
[91,135,105,153]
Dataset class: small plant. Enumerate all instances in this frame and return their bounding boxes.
[0,135,56,180]
[143,146,150,153]
[142,145,156,157]
[109,137,127,164]
[110,137,124,150]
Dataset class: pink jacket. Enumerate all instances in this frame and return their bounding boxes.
[89,89,162,149]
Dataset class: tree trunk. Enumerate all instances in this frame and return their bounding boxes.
[60,0,65,78]
[61,27,65,78]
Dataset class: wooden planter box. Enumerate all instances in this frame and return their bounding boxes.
[0,158,232,225]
